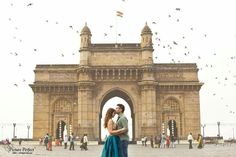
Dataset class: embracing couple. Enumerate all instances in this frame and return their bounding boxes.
[101,104,129,157]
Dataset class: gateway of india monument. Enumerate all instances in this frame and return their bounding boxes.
[30,23,203,142]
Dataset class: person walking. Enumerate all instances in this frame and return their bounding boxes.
[116,104,129,157]
[170,135,175,148]
[166,135,170,148]
[144,136,147,147]
[160,133,166,148]
[47,134,52,151]
[101,108,127,157]
[64,135,68,149]
[69,133,75,150]
[150,136,154,148]
[80,134,89,151]
[44,133,49,150]
[187,132,194,149]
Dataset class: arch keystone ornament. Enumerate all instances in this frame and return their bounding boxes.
[30,23,203,142]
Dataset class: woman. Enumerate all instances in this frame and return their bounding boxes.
[101,108,127,157]
[197,134,203,149]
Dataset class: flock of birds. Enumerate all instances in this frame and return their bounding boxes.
[5,1,236,119]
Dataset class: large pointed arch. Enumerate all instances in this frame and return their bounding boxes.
[99,88,135,143]
[162,96,182,138]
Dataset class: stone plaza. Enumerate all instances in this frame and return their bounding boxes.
[1,142,236,157]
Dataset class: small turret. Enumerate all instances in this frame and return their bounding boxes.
[141,22,153,49]
[80,23,92,49]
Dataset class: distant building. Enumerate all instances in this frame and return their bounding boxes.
[30,23,203,141]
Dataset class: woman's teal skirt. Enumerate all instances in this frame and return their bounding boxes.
[101,135,121,157]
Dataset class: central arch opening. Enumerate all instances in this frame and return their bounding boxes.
[99,89,135,143]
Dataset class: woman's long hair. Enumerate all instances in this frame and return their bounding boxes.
[104,108,116,128]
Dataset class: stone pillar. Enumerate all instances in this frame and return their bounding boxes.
[77,81,96,139]
[138,80,158,137]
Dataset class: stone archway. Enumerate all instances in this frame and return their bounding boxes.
[52,98,73,138]
[162,97,182,138]
[98,88,135,143]
[56,120,66,139]
[168,120,177,137]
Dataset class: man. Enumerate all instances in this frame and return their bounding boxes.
[187,132,194,149]
[69,132,75,150]
[64,135,68,149]
[116,104,129,157]
[44,133,49,150]
[80,133,88,151]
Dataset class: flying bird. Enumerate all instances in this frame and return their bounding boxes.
[27,3,33,6]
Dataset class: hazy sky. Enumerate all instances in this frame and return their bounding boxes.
[0,0,236,139]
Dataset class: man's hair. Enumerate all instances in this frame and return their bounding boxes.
[117,104,125,113]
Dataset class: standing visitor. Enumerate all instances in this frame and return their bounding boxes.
[160,133,166,148]
[64,135,68,149]
[197,134,203,149]
[44,133,49,150]
[170,135,175,148]
[187,132,194,149]
[47,134,52,151]
[150,136,154,148]
[144,136,147,147]
[80,134,89,151]
[166,135,170,148]
[69,132,75,150]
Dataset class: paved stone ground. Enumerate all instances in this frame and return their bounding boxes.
[1,143,236,157]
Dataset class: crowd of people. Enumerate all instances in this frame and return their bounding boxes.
[39,132,89,151]
[140,132,204,149]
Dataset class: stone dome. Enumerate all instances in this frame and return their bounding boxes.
[141,22,152,35]
[81,23,91,35]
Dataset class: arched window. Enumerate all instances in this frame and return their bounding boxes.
[53,99,72,113]
[163,98,179,112]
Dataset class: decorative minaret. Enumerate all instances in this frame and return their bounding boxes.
[140,22,153,65]
[138,23,157,137]
[79,23,92,65]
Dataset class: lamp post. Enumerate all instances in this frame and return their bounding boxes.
[27,125,30,139]
[233,128,235,140]
[13,123,16,139]
[217,121,221,137]
[201,124,206,138]
[1,125,3,140]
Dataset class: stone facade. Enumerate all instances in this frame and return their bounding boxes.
[30,23,203,141]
